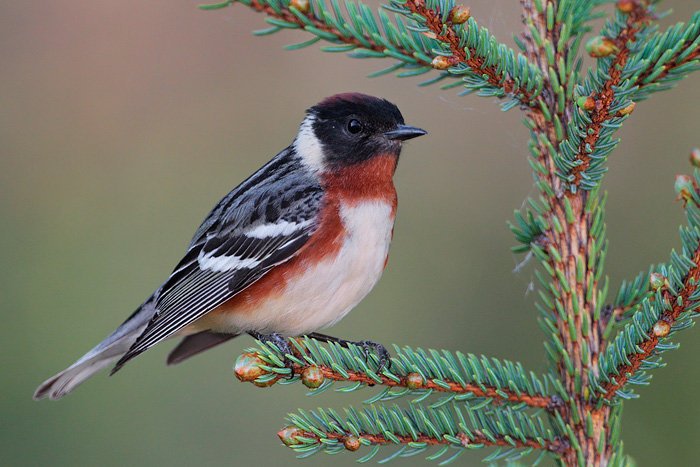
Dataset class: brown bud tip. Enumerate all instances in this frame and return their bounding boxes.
[301,365,324,389]
[649,272,666,291]
[450,6,471,25]
[343,435,361,451]
[576,96,596,111]
[405,372,424,390]
[290,0,310,14]
[431,55,452,70]
[617,101,635,117]
[278,426,304,447]
[653,320,671,338]
[421,31,437,40]
[690,148,700,168]
[617,0,635,13]
[585,36,617,57]
[234,352,266,382]
[675,174,696,202]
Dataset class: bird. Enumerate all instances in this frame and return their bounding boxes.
[34,92,426,400]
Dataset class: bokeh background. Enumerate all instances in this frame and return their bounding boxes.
[2,1,699,465]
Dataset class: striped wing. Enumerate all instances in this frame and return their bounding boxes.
[112,148,323,372]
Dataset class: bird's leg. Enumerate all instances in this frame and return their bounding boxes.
[306,332,391,372]
[247,331,295,373]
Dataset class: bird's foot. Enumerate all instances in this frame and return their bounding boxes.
[306,332,392,373]
[248,331,295,375]
[354,339,391,373]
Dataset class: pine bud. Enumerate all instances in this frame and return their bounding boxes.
[278,426,304,446]
[617,0,635,14]
[290,0,310,14]
[431,55,452,70]
[301,365,324,389]
[675,174,696,202]
[690,148,700,167]
[343,435,361,451]
[652,320,671,338]
[585,36,617,57]
[405,372,424,389]
[649,272,666,291]
[234,352,266,382]
[450,6,471,24]
[617,101,635,117]
[576,96,596,111]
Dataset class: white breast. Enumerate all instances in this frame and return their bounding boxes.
[214,200,395,336]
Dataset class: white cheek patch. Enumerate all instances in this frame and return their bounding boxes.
[294,115,325,172]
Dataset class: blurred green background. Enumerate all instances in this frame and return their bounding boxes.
[2,1,699,466]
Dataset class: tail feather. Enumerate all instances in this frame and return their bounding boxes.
[34,355,123,401]
[166,331,238,366]
[34,298,155,401]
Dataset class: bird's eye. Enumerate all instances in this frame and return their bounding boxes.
[347,119,362,134]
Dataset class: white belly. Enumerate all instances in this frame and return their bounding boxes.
[217,200,395,336]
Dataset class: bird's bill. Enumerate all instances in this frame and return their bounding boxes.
[383,124,427,141]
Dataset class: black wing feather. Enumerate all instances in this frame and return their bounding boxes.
[111,148,323,373]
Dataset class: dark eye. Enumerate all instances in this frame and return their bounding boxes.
[347,119,362,134]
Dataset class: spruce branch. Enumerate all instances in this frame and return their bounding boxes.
[277,400,571,462]
[516,2,620,463]
[202,0,437,76]
[594,174,700,400]
[557,8,700,192]
[630,10,700,97]
[202,0,541,108]
[400,0,539,106]
[565,2,653,191]
[605,266,660,331]
[279,426,570,461]
[580,267,660,343]
[235,338,559,411]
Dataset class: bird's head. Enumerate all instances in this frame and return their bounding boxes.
[294,93,426,172]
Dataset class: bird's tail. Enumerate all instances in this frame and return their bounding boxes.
[33,297,156,401]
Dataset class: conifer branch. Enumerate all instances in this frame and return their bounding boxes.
[631,10,700,95]
[596,266,699,400]
[605,267,659,331]
[402,0,536,105]
[202,0,435,78]
[517,2,617,464]
[567,2,652,190]
[203,0,541,108]
[235,338,558,411]
[279,426,571,457]
[243,0,420,59]
[633,40,700,90]
[595,182,700,399]
[603,303,637,330]
[277,400,571,461]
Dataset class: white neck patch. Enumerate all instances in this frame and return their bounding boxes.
[294,115,325,173]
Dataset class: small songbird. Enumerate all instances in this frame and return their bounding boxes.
[34,93,425,400]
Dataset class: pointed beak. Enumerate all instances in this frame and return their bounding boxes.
[383,124,427,141]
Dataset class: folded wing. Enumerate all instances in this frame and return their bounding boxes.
[112,148,323,372]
